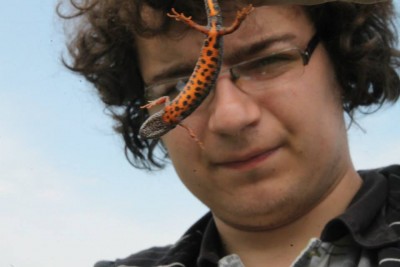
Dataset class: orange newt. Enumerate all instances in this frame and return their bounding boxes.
[139,0,253,141]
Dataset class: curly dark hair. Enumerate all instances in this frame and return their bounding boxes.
[57,0,400,170]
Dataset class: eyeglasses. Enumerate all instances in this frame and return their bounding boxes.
[144,33,320,102]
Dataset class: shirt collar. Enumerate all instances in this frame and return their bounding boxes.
[321,167,399,247]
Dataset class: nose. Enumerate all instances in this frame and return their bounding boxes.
[208,76,261,136]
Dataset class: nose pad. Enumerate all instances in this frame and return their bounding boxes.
[229,68,240,82]
[208,77,261,135]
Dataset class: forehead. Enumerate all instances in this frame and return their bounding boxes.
[136,5,313,83]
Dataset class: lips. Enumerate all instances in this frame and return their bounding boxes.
[212,146,280,170]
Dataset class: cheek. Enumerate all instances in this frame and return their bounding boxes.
[256,58,344,165]
[264,51,343,137]
[162,126,204,176]
[163,131,214,203]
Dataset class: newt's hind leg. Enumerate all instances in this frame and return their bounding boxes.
[179,123,205,150]
[219,5,254,35]
[167,8,209,34]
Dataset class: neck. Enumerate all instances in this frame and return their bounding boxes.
[214,167,362,267]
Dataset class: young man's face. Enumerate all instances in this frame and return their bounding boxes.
[136,5,353,230]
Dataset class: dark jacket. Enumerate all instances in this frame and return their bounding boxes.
[95,165,400,267]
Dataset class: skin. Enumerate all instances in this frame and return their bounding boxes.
[136,5,362,266]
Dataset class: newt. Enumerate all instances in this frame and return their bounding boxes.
[139,0,253,142]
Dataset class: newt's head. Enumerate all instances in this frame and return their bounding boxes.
[139,111,176,139]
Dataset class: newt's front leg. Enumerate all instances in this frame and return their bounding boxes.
[220,5,254,35]
[140,96,170,110]
[167,8,209,34]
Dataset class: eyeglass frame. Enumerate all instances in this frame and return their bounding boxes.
[143,33,320,101]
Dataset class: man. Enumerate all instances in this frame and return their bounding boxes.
[59,0,400,266]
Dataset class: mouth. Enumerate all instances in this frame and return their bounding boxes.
[214,146,280,171]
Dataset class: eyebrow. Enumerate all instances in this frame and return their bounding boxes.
[146,33,297,86]
[147,62,196,87]
[224,33,297,65]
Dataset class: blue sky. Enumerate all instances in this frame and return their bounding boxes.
[0,1,399,267]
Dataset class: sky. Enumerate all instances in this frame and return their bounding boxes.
[0,1,399,267]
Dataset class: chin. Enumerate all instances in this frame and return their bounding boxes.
[213,186,319,232]
[215,209,303,232]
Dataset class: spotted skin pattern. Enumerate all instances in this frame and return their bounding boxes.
[139,0,253,140]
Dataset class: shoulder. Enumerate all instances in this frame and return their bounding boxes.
[359,164,400,194]
[371,164,400,208]
[359,164,400,213]
[374,166,400,267]
[376,164,400,181]
[378,165,400,230]
[359,164,400,237]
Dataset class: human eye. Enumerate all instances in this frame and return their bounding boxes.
[238,49,301,80]
[145,78,189,101]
